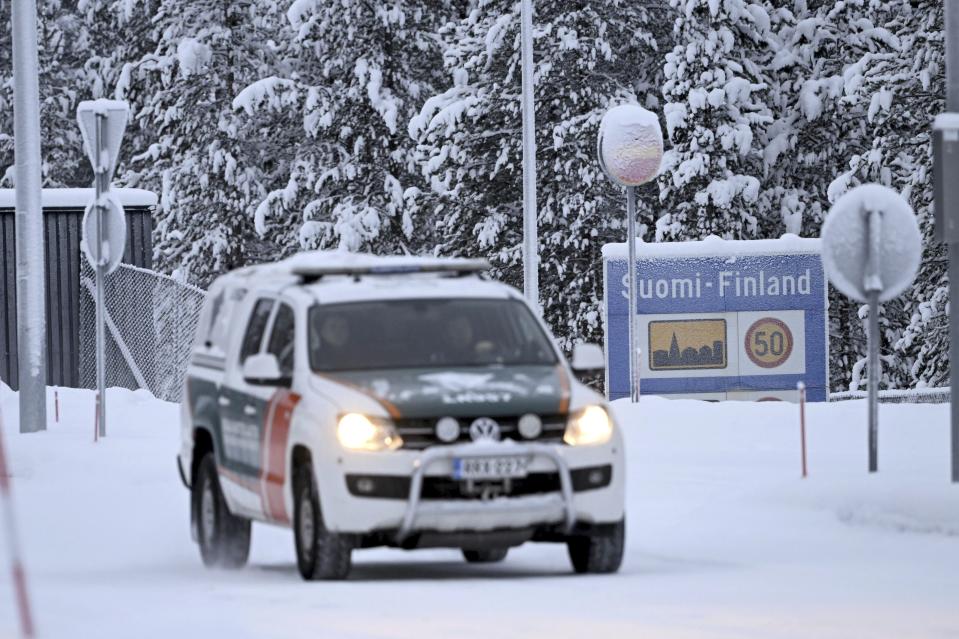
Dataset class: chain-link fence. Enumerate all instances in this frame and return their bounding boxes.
[79,262,206,402]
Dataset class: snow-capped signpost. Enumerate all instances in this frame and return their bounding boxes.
[597,104,664,402]
[77,100,130,439]
[821,184,922,473]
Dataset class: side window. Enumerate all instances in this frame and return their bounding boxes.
[209,286,247,354]
[197,289,226,346]
[240,298,275,364]
[267,304,296,377]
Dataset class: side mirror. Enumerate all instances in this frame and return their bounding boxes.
[571,342,604,372]
[242,353,289,387]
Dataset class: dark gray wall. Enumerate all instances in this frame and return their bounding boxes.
[0,206,153,390]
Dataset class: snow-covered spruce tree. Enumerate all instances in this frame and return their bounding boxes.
[235,0,458,257]
[0,0,100,187]
[747,0,946,390]
[818,1,946,389]
[410,0,672,349]
[110,0,287,284]
[656,0,774,242]
[762,0,906,389]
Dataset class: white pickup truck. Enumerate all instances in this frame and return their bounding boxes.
[177,252,625,580]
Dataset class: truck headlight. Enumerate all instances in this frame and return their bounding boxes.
[337,413,403,451]
[563,405,613,446]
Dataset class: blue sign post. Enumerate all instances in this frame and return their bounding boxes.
[603,237,828,402]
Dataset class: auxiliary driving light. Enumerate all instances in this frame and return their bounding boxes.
[517,413,543,439]
[435,416,460,443]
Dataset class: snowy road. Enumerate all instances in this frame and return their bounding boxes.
[1,387,957,638]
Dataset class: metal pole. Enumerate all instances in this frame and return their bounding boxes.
[12,0,47,434]
[627,186,639,403]
[946,0,959,483]
[952,247,959,482]
[520,0,539,311]
[95,115,107,438]
[865,208,883,473]
[867,290,880,472]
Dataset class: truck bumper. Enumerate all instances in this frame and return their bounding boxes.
[314,440,625,539]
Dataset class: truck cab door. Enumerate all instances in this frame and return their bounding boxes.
[217,296,276,519]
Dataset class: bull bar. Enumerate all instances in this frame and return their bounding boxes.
[396,441,576,543]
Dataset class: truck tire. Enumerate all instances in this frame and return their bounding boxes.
[462,548,508,563]
[293,463,352,580]
[193,453,251,569]
[566,519,625,574]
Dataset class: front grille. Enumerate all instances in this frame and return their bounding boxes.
[394,414,567,450]
[345,465,612,500]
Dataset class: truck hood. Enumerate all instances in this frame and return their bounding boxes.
[319,365,570,419]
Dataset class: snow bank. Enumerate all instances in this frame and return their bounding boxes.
[1,387,956,638]
[603,233,821,260]
[0,188,158,209]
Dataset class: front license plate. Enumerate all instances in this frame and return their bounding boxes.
[452,456,530,480]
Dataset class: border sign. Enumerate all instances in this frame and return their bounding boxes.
[602,236,828,402]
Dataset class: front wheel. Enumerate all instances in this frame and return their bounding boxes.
[293,463,352,580]
[192,453,251,569]
[567,519,625,574]
[462,548,509,563]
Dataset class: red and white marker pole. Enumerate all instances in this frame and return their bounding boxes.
[797,381,808,478]
[0,408,36,637]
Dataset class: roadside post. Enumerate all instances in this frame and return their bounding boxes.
[820,184,922,472]
[597,104,663,403]
[77,100,130,439]
[0,406,36,637]
[797,381,808,478]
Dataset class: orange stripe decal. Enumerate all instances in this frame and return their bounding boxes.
[556,365,571,415]
[259,390,300,524]
[315,373,402,419]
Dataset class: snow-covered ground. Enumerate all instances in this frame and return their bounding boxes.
[1,385,957,638]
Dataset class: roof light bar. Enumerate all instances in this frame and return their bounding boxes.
[291,258,490,281]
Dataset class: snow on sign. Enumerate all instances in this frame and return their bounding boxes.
[602,235,828,402]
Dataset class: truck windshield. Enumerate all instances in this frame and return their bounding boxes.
[308,298,558,372]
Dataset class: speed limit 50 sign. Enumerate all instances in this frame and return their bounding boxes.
[744,317,793,368]
[603,237,828,402]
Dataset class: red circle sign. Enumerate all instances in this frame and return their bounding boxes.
[744,318,793,369]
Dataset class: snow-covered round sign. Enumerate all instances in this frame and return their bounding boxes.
[821,184,922,303]
[597,104,663,187]
[81,193,127,274]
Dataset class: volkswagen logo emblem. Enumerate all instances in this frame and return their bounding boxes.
[469,417,501,442]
